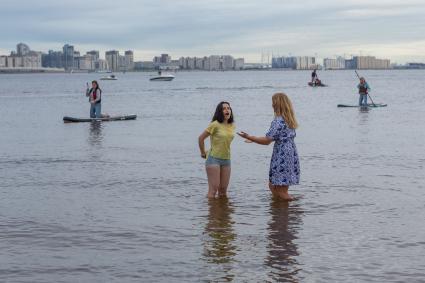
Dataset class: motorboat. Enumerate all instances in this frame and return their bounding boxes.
[150,72,175,81]
[100,74,117,80]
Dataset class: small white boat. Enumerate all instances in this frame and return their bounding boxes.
[150,72,174,81]
[100,74,117,80]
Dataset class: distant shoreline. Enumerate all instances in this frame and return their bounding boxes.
[0,68,422,75]
[0,68,65,74]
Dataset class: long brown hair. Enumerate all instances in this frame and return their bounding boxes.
[272,93,298,129]
[212,101,234,124]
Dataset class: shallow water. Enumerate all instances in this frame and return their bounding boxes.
[1,70,424,282]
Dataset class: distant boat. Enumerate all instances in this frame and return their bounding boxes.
[150,72,175,81]
[100,74,117,80]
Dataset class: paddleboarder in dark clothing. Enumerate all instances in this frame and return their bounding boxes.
[311,69,317,83]
[86,80,102,118]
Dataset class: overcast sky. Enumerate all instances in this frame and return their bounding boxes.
[1,0,424,63]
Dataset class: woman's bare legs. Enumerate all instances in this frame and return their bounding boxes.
[268,182,294,201]
[218,165,231,197]
[206,165,220,198]
[268,182,280,198]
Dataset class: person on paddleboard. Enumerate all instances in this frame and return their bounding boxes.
[357,77,371,106]
[86,80,102,118]
[311,69,317,83]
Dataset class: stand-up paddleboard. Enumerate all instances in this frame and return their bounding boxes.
[337,103,387,108]
[63,114,137,123]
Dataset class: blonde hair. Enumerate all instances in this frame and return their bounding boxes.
[272,93,298,129]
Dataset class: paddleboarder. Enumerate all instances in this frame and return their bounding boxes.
[311,69,317,83]
[86,80,102,118]
[357,77,371,106]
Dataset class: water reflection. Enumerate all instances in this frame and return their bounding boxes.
[357,109,371,144]
[359,105,370,113]
[203,197,236,281]
[88,121,103,146]
[265,198,303,282]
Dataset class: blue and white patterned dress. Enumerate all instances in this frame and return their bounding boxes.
[266,117,300,186]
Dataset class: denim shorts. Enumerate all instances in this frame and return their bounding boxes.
[205,155,231,167]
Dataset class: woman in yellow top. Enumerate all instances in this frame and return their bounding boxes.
[198,101,235,198]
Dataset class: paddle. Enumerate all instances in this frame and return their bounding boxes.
[354,70,376,106]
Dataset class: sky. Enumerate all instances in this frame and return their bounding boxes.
[1,0,424,63]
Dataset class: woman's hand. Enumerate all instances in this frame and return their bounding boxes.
[237,131,253,143]
[201,152,207,159]
[237,131,249,139]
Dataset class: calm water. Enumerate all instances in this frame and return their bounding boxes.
[1,70,424,282]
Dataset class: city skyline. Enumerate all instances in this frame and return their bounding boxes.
[2,42,400,71]
[0,41,398,65]
[1,0,425,64]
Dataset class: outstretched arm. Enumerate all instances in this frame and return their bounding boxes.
[198,130,210,158]
[237,131,273,145]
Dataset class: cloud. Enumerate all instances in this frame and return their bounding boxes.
[0,0,424,63]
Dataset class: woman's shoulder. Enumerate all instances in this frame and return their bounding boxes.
[272,116,285,124]
[272,116,290,129]
[208,120,219,127]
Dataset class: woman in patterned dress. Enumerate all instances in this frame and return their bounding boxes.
[237,93,300,201]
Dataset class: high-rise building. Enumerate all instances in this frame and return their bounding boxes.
[105,50,119,71]
[13,56,23,67]
[73,51,81,69]
[178,57,187,69]
[6,56,14,67]
[22,52,42,68]
[0,56,6,67]
[86,50,99,61]
[207,55,220,70]
[160,54,171,64]
[221,55,234,70]
[272,56,297,69]
[195,57,204,69]
[118,55,126,70]
[63,44,74,70]
[124,50,134,70]
[17,43,30,56]
[295,56,317,70]
[187,57,195,69]
[353,56,390,69]
[42,50,64,68]
[77,54,95,70]
[323,57,345,69]
[96,59,109,71]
